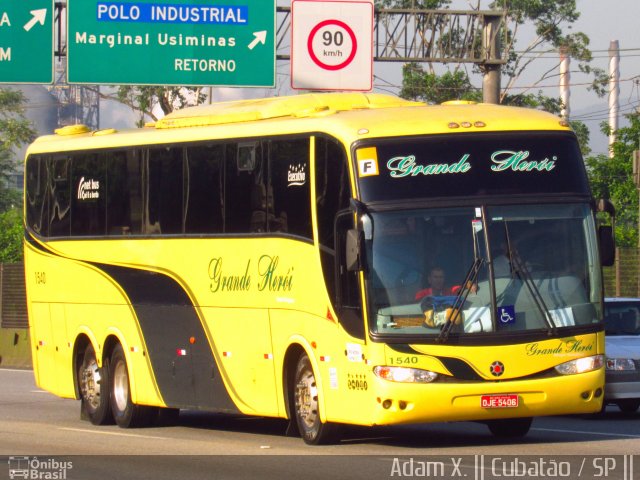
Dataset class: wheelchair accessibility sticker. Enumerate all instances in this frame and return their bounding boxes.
[498,305,516,325]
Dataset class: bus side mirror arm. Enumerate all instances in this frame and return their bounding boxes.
[346,229,363,272]
[598,225,615,267]
[596,199,616,267]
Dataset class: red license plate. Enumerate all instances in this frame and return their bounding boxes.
[481,394,519,408]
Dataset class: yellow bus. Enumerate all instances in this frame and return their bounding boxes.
[24,93,615,444]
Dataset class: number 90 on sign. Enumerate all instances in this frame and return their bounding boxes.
[307,19,357,71]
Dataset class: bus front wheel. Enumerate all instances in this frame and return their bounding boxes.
[78,344,112,425]
[109,344,157,428]
[293,353,340,445]
[486,417,533,438]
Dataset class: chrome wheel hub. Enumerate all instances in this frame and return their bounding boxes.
[295,369,318,429]
[112,360,129,412]
[80,359,101,410]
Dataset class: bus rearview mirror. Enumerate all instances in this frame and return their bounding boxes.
[598,225,615,267]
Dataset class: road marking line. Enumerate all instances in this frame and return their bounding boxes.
[533,427,640,438]
[0,368,33,373]
[59,427,168,440]
[30,390,49,393]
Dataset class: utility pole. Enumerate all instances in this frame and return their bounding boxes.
[559,47,570,119]
[609,40,620,157]
[482,14,502,104]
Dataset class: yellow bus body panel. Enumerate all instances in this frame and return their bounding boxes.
[24,93,601,429]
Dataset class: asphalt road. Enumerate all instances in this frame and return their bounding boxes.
[0,368,638,480]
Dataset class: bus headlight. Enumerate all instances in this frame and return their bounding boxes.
[554,355,604,375]
[373,366,438,383]
[606,358,636,371]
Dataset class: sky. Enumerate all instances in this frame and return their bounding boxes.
[97,0,640,155]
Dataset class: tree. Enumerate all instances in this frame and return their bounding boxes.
[398,63,592,155]
[385,0,607,106]
[399,65,479,104]
[493,0,608,100]
[586,113,640,247]
[113,86,208,127]
[0,88,36,149]
[375,0,450,7]
[0,88,37,212]
[84,86,208,127]
[0,208,23,262]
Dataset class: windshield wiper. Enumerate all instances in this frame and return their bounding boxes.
[437,257,484,343]
[503,226,557,335]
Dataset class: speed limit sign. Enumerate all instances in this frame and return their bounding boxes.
[291,0,373,91]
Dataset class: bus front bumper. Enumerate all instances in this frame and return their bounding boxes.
[365,368,604,426]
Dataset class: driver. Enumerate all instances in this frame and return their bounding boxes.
[415,266,457,300]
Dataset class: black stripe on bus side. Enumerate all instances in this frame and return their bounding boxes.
[25,230,51,254]
[95,263,239,413]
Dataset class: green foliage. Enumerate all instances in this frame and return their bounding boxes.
[0,88,35,214]
[569,120,591,157]
[114,86,208,126]
[400,64,480,103]
[0,208,23,262]
[374,0,450,8]
[490,0,608,96]
[585,113,640,247]
[0,88,37,149]
[386,0,606,103]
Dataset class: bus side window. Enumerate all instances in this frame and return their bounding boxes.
[334,211,365,339]
[146,147,183,235]
[71,152,106,236]
[268,138,311,237]
[107,150,141,235]
[315,137,351,304]
[226,142,262,234]
[48,156,71,237]
[25,154,49,236]
[250,183,271,233]
[183,145,224,234]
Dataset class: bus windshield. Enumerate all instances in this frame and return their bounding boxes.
[368,203,602,338]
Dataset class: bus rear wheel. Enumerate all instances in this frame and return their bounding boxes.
[78,344,112,425]
[293,353,340,445]
[486,417,533,438]
[110,344,157,428]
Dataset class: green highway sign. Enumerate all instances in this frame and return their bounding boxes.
[0,0,54,84]
[67,0,275,87]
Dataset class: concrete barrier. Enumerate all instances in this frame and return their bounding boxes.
[0,328,32,369]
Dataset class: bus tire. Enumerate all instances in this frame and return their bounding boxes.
[486,417,532,438]
[293,353,340,445]
[78,344,113,425]
[109,344,157,428]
